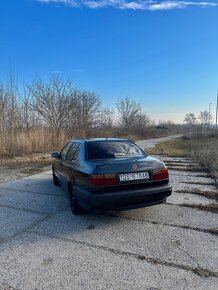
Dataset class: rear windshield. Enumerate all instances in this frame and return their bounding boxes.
[86,141,146,160]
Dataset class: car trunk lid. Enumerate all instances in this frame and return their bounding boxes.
[88,156,167,189]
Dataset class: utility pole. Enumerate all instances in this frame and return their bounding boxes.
[209,102,212,127]
[216,91,218,130]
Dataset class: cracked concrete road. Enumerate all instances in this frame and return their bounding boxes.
[0,136,218,290]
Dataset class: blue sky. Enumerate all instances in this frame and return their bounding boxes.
[0,0,218,122]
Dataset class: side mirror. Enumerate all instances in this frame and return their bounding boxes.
[51,152,60,159]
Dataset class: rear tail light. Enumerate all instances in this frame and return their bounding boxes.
[90,174,118,186]
[152,168,169,180]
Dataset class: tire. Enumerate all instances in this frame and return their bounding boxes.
[69,183,84,215]
[52,169,60,186]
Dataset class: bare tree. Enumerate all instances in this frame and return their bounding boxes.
[0,82,8,131]
[198,111,212,127]
[99,107,115,128]
[74,91,101,132]
[19,93,38,137]
[0,74,23,153]
[117,97,142,129]
[6,74,21,129]
[134,112,150,134]
[28,75,77,129]
[184,113,197,127]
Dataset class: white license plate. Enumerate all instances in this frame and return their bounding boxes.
[119,172,149,182]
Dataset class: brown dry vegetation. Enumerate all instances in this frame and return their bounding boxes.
[181,133,218,184]
[186,133,218,182]
[0,126,173,159]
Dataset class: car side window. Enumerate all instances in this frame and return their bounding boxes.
[60,143,72,160]
[67,143,81,162]
[67,143,79,161]
[73,144,81,162]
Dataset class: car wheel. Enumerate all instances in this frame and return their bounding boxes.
[69,183,84,215]
[52,170,60,186]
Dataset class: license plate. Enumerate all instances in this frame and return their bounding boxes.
[119,172,149,182]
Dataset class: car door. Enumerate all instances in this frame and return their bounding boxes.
[55,142,73,186]
[62,142,81,185]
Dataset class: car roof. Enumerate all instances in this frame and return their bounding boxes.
[68,138,129,143]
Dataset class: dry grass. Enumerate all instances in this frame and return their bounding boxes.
[0,128,77,158]
[188,134,218,182]
[0,127,171,158]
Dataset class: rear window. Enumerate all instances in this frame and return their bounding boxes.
[86,141,146,160]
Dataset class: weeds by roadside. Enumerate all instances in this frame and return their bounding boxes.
[187,133,218,184]
[147,132,218,186]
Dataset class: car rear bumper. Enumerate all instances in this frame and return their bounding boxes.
[75,184,172,211]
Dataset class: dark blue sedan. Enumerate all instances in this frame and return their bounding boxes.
[51,138,172,215]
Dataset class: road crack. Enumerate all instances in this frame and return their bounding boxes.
[106,213,218,236]
[30,230,218,279]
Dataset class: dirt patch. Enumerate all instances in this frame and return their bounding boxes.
[0,153,51,182]
[19,166,50,175]
[0,153,50,166]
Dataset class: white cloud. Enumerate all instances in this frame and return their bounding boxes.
[147,1,218,10]
[36,0,218,11]
[148,1,186,10]
[37,0,79,7]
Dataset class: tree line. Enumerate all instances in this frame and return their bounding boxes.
[0,75,153,155]
[183,111,213,128]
